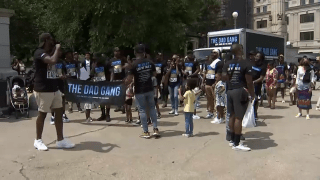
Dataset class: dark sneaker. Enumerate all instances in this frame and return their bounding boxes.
[97,115,106,121]
[153,128,160,137]
[240,134,245,140]
[106,115,111,122]
[78,107,83,113]
[157,113,161,119]
[140,131,151,139]
[114,108,120,112]
[128,119,133,123]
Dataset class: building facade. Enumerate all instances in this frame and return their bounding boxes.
[253,0,320,54]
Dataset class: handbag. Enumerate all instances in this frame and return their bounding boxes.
[242,100,256,128]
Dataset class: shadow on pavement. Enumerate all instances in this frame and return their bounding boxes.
[193,131,219,137]
[275,106,289,109]
[259,115,283,120]
[53,142,120,153]
[161,130,186,137]
[244,131,278,150]
[256,121,267,127]
[158,121,179,126]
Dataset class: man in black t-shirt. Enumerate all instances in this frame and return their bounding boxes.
[251,52,266,120]
[222,44,254,151]
[33,33,75,151]
[109,47,126,113]
[125,44,160,139]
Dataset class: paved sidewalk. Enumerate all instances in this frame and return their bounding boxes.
[0,95,320,180]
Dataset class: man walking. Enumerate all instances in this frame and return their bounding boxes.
[33,33,75,151]
[126,44,160,138]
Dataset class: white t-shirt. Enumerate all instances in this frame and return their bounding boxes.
[85,59,90,72]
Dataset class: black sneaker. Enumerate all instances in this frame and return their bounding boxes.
[106,115,111,122]
[114,108,120,112]
[240,134,245,140]
[78,107,83,113]
[157,113,161,119]
[97,115,106,121]
[128,119,133,123]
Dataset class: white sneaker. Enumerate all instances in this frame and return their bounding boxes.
[306,115,311,120]
[232,144,251,151]
[228,140,234,147]
[169,110,175,114]
[282,100,285,103]
[316,107,320,111]
[295,113,302,118]
[193,115,200,120]
[56,138,75,149]
[206,113,213,119]
[211,117,221,124]
[34,139,48,151]
[174,110,179,116]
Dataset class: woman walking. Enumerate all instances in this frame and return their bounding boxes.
[265,61,278,109]
[295,58,315,120]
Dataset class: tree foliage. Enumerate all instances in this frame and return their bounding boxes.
[4,0,222,56]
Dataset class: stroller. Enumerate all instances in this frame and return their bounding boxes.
[7,76,30,119]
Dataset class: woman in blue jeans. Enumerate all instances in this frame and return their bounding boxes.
[164,56,182,116]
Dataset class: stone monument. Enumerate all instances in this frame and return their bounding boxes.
[0,8,17,79]
[270,0,287,37]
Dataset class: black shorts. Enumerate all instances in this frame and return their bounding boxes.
[227,88,249,119]
[125,98,133,106]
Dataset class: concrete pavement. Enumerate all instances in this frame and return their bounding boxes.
[0,94,320,180]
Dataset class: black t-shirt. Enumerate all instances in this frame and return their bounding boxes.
[154,61,165,81]
[65,61,78,79]
[276,62,288,83]
[204,59,224,86]
[184,61,199,77]
[109,58,126,81]
[165,65,182,87]
[223,59,252,90]
[33,48,59,92]
[129,58,156,94]
[252,62,266,86]
[92,62,108,82]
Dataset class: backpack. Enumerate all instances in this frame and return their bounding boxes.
[303,67,312,83]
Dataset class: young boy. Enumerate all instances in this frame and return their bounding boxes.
[180,79,197,137]
[211,74,226,124]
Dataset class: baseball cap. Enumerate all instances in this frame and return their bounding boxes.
[134,44,146,53]
[212,49,219,53]
[249,51,256,55]
[38,33,52,48]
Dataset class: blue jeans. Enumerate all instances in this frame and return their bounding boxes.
[168,85,179,111]
[135,91,158,132]
[184,112,193,134]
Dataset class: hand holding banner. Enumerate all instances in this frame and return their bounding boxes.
[64,79,125,106]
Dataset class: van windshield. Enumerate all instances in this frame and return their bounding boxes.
[193,50,212,61]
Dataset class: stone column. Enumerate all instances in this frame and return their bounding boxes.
[0,8,16,79]
[314,9,320,40]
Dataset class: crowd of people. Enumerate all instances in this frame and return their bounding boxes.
[31,33,319,152]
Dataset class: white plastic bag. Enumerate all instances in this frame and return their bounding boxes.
[242,100,256,128]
